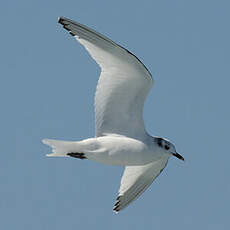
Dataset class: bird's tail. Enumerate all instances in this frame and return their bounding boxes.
[42,139,79,157]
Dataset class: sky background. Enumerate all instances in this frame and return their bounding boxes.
[1,0,230,229]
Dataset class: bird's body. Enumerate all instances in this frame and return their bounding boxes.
[43,17,184,212]
[44,135,168,166]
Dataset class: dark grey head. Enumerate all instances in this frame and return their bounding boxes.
[155,137,184,161]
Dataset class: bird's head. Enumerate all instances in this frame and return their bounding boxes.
[154,137,184,161]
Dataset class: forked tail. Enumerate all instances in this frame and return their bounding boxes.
[42,139,86,159]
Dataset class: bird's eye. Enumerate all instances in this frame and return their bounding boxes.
[165,145,170,150]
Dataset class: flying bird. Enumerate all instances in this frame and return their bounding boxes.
[43,17,184,213]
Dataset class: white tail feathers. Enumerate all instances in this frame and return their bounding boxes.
[42,139,78,157]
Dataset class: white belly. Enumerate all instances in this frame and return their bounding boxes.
[83,135,162,166]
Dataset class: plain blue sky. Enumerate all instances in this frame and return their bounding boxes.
[1,0,229,229]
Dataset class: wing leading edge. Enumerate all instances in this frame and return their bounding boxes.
[114,156,169,212]
[58,17,153,139]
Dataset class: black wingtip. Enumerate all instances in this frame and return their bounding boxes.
[58,17,76,36]
[69,31,75,36]
[113,196,121,213]
[113,205,120,213]
[58,16,69,25]
[58,17,63,24]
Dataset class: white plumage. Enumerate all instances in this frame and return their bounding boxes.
[43,17,183,213]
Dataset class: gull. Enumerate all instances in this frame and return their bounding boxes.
[43,17,184,213]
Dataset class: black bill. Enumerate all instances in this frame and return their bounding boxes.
[172,152,184,161]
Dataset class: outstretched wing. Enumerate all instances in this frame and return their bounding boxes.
[58,17,153,139]
[113,156,169,212]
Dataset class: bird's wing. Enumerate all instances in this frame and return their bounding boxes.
[113,156,169,212]
[58,17,153,139]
